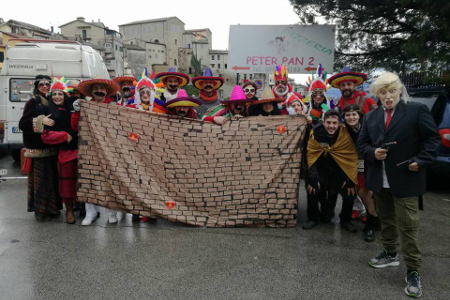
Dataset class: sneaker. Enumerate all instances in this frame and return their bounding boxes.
[405,271,422,298]
[302,220,319,230]
[369,250,400,268]
[351,210,361,220]
[108,215,118,224]
[81,214,99,226]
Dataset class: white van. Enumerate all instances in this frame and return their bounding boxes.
[0,39,109,160]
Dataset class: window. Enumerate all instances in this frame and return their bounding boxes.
[175,39,177,45]
[244,74,247,80]
[82,30,87,38]
[217,54,220,59]
[250,74,252,79]
[155,54,158,58]
[0,52,4,63]
[105,43,112,48]
[115,45,118,50]
[211,64,215,68]
[218,64,221,69]
[211,55,215,60]
[225,64,227,69]
[174,59,177,66]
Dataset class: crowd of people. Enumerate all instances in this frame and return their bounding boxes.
[18,64,440,298]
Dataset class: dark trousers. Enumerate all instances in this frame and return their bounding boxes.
[307,186,355,223]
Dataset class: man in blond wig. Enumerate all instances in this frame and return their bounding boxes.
[357,72,440,298]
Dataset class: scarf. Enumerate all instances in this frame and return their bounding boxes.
[307,125,358,184]
[140,102,150,111]
[199,90,218,102]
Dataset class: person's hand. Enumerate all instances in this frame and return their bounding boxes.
[42,114,55,127]
[233,114,243,119]
[306,115,313,125]
[375,148,388,160]
[214,116,228,125]
[409,162,419,172]
[67,134,73,144]
[307,183,320,194]
[72,99,81,112]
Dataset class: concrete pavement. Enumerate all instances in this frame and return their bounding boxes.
[1,154,449,300]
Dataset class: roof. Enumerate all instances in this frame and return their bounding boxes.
[119,16,185,26]
[124,44,145,51]
[59,19,105,29]
[4,19,51,34]
[185,28,212,33]
[209,49,228,54]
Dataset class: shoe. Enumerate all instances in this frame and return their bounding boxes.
[369,250,400,268]
[81,213,99,226]
[364,228,375,242]
[65,209,76,224]
[362,214,367,223]
[351,210,361,220]
[302,220,319,230]
[363,213,376,242]
[131,214,140,221]
[340,221,357,233]
[405,271,422,298]
[108,215,118,224]
[116,211,123,221]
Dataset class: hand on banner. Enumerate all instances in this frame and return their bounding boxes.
[214,116,228,125]
[67,134,73,144]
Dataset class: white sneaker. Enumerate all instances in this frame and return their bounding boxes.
[81,215,98,226]
[116,211,123,221]
[108,215,118,224]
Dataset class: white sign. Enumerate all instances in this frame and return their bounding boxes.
[228,25,335,74]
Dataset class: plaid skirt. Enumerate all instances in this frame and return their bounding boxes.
[59,159,78,199]
[27,156,62,216]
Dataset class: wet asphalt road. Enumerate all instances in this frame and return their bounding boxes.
[1,153,449,300]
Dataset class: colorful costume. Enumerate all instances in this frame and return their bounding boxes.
[155,67,190,102]
[192,68,224,116]
[272,64,303,102]
[249,88,285,116]
[328,67,377,114]
[112,76,137,106]
[164,89,201,119]
[126,72,166,114]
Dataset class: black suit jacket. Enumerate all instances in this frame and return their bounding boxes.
[357,100,440,197]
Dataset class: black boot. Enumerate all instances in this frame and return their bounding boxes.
[79,203,86,218]
[373,215,381,231]
[363,213,376,242]
[341,221,358,233]
[302,220,319,230]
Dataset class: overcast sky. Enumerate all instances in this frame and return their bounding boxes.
[2,0,314,83]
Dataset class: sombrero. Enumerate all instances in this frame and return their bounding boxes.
[78,78,120,97]
[328,66,367,88]
[113,76,137,85]
[163,89,202,108]
[155,67,190,88]
[221,85,255,105]
[191,68,224,90]
[251,87,284,105]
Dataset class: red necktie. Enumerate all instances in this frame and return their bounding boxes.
[385,109,392,130]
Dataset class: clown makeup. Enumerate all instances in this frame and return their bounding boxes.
[312,90,325,106]
[52,90,65,106]
[121,81,133,97]
[263,102,274,114]
[166,77,180,94]
[290,101,304,115]
[229,103,245,115]
[377,86,401,110]
[343,110,360,128]
[174,106,189,117]
[324,116,339,136]
[91,84,107,102]
[139,87,152,103]
[38,80,51,95]
[338,81,356,99]
[275,80,288,95]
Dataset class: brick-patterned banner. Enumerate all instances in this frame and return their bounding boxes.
[77,101,307,227]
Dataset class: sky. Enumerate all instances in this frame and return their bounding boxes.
[1,0,316,83]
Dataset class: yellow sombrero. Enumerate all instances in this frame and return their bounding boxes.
[163,90,202,108]
[78,78,120,97]
[191,67,224,90]
[328,67,368,88]
[155,67,190,88]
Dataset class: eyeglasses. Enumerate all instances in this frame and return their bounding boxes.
[140,90,151,95]
[39,82,51,87]
[243,88,255,94]
[312,91,324,96]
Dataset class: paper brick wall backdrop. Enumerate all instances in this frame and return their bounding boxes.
[77,101,307,227]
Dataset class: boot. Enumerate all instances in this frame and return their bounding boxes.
[79,203,86,218]
[373,215,382,231]
[363,213,376,242]
[65,203,76,224]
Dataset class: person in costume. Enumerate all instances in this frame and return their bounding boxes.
[155,67,190,102]
[202,85,254,125]
[76,78,123,225]
[328,67,377,115]
[19,75,62,221]
[41,77,78,224]
[342,104,380,242]
[358,72,440,298]
[126,73,166,114]
[192,68,225,116]
[242,80,259,101]
[302,110,358,233]
[285,92,309,117]
[163,89,201,119]
[112,76,137,106]
[272,64,303,103]
[249,87,284,116]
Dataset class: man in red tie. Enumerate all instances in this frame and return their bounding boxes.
[357,72,440,298]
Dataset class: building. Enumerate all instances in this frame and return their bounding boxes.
[60,17,124,78]
[123,44,146,78]
[119,17,184,68]
[0,19,53,40]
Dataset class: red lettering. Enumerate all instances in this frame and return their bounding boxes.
[295,57,304,65]
[272,57,278,65]
[288,57,295,65]
[309,57,314,65]
[246,57,251,64]
[282,57,288,64]
[252,57,258,65]
[265,57,272,65]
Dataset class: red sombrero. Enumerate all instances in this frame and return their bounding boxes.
[78,78,120,97]
[112,76,137,85]
[251,87,284,105]
[155,67,190,88]
[163,90,202,108]
[191,68,224,90]
[328,67,368,88]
